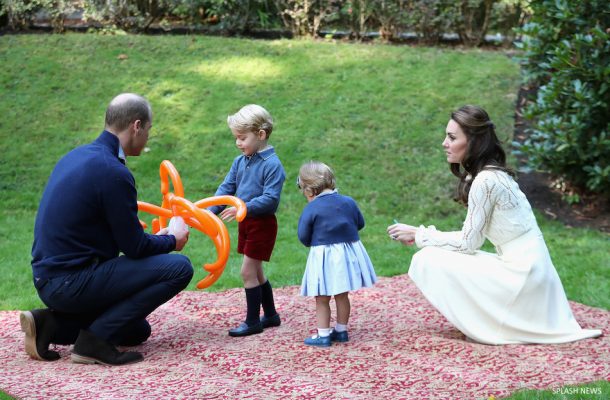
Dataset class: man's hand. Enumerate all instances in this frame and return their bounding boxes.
[172,228,189,251]
[160,216,190,251]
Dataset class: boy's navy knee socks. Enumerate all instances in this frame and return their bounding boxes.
[260,280,277,317]
[245,286,262,326]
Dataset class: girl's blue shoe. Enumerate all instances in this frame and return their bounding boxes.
[330,330,349,342]
[304,335,331,347]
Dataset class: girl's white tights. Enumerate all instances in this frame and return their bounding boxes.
[317,328,332,337]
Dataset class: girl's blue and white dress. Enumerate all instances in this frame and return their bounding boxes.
[298,191,377,296]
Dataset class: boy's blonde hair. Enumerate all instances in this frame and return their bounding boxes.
[298,161,336,197]
[227,104,273,137]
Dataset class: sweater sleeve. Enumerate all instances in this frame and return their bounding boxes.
[353,199,365,230]
[415,172,499,254]
[297,208,313,247]
[103,167,176,258]
[209,158,239,215]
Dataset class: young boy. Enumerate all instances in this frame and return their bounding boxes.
[209,104,286,337]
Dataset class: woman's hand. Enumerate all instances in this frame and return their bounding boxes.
[387,223,417,246]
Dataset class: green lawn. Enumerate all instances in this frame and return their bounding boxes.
[0,34,608,399]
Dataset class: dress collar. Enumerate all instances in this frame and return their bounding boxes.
[315,189,338,199]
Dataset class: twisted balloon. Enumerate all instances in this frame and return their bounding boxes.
[137,160,246,289]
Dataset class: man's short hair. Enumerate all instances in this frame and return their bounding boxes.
[105,93,152,131]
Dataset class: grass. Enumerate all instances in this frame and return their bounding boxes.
[501,380,610,399]
[10,381,610,399]
[0,34,608,399]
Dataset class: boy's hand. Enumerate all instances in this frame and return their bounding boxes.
[219,207,237,222]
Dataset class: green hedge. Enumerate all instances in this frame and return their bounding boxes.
[1,0,529,46]
[516,0,610,197]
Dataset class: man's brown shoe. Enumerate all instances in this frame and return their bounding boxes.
[71,330,143,366]
[20,309,60,361]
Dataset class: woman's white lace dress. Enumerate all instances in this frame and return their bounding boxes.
[409,169,602,344]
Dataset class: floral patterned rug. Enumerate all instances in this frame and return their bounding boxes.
[1,275,608,399]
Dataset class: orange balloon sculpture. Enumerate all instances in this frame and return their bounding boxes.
[137,160,246,289]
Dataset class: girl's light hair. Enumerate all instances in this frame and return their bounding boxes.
[227,104,273,137]
[298,161,336,197]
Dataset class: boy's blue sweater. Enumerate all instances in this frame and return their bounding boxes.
[297,192,365,247]
[209,147,285,217]
[31,131,176,279]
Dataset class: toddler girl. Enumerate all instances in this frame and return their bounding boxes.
[297,161,377,347]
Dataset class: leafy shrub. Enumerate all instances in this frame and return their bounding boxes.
[83,0,182,31]
[0,0,77,32]
[410,0,453,44]
[323,0,530,44]
[452,0,497,46]
[2,0,530,44]
[340,0,374,39]
[516,0,610,196]
[169,0,209,26]
[208,0,281,34]
[489,0,529,45]
[372,0,409,41]
[1,0,45,30]
[275,0,336,37]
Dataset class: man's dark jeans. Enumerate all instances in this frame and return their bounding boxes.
[35,253,193,346]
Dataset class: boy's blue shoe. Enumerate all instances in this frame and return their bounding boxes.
[304,335,331,347]
[261,314,281,329]
[330,330,349,343]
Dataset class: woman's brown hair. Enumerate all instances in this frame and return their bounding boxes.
[449,105,514,205]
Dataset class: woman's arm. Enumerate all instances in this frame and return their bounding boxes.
[388,171,500,253]
[418,172,499,253]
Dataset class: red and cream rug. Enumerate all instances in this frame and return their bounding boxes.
[1,275,608,399]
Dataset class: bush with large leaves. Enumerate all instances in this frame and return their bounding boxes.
[516,0,610,197]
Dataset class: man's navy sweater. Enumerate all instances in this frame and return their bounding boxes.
[32,131,176,279]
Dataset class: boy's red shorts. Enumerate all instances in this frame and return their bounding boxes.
[237,215,278,262]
